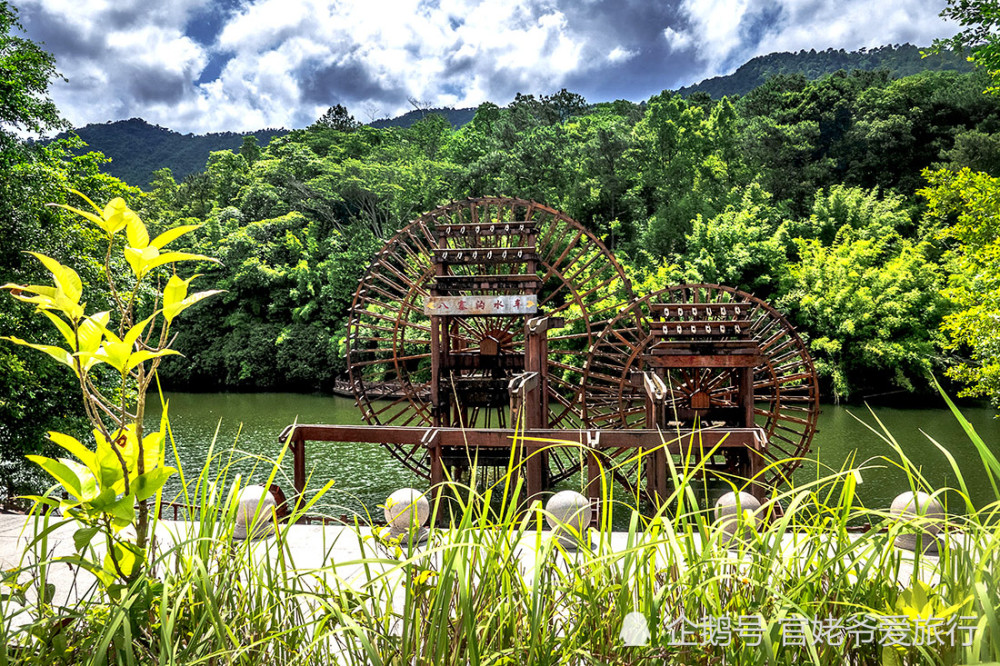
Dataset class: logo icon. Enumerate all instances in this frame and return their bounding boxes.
[620,611,651,646]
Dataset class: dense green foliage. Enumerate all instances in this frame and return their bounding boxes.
[933,0,1000,92]
[678,43,973,99]
[922,168,1000,408]
[130,67,1000,404]
[0,0,65,154]
[5,0,1000,473]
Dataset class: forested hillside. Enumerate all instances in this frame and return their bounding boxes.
[121,68,1000,407]
[370,107,476,129]
[678,43,972,98]
[57,119,289,186]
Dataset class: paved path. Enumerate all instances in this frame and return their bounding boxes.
[0,512,938,608]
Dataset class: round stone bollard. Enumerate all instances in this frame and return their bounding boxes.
[233,484,278,541]
[545,490,592,550]
[714,491,761,547]
[890,491,945,553]
[384,488,430,546]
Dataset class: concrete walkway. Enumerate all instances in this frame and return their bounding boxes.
[0,512,943,612]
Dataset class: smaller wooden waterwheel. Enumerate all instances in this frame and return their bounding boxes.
[580,284,820,489]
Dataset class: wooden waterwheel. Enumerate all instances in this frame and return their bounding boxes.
[346,197,633,482]
[580,284,820,488]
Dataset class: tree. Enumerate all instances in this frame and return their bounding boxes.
[932,0,1000,91]
[781,229,948,401]
[0,1,67,156]
[921,167,1000,407]
[682,185,787,297]
[310,104,360,132]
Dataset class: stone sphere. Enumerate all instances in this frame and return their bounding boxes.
[384,488,430,531]
[714,491,761,544]
[545,490,591,548]
[890,491,945,552]
[234,484,277,540]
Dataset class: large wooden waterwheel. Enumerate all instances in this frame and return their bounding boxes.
[580,284,820,488]
[346,197,633,482]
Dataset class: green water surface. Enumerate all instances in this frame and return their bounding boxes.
[146,393,1000,518]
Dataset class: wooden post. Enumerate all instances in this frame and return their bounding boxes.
[292,431,306,506]
[586,448,602,527]
[524,322,544,501]
[739,367,755,428]
[641,370,669,503]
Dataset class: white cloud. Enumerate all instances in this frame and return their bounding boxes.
[674,0,960,80]
[16,0,968,134]
[662,26,693,52]
[195,0,591,129]
[608,46,638,63]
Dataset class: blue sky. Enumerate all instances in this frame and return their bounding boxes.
[14,0,960,134]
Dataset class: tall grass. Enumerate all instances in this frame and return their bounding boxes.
[2,387,999,665]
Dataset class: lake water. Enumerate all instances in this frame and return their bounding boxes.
[146,392,1000,518]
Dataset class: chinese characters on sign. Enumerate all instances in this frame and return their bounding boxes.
[423,294,538,316]
[637,614,978,648]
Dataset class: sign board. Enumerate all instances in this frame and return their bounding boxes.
[423,294,537,316]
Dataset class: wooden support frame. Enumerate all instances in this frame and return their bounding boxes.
[279,424,767,524]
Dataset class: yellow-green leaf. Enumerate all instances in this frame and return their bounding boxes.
[151,224,200,250]
[123,246,153,278]
[164,288,221,323]
[102,197,127,221]
[62,459,99,501]
[135,467,175,501]
[27,252,82,305]
[94,431,126,490]
[27,455,84,500]
[107,494,136,530]
[47,431,98,478]
[96,314,154,372]
[68,188,104,216]
[101,198,130,235]
[142,429,165,473]
[41,310,75,348]
[1,336,74,369]
[126,212,149,249]
[77,311,110,354]
[2,283,58,308]
[104,541,136,578]
[163,274,195,315]
[125,348,180,372]
[146,251,216,273]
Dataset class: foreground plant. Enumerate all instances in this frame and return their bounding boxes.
[1,190,218,587]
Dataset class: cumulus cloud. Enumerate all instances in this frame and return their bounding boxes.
[662,26,693,52]
[13,0,964,134]
[674,0,959,79]
[608,46,638,63]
